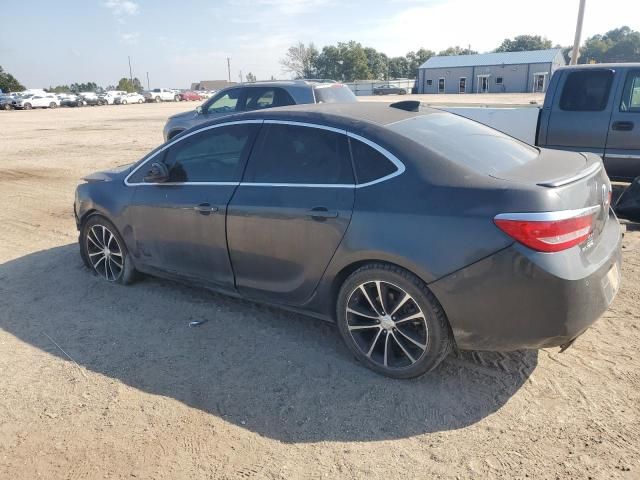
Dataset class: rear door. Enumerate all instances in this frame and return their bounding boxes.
[545,69,616,156]
[226,121,355,305]
[605,69,640,181]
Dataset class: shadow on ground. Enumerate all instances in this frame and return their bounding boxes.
[0,244,537,442]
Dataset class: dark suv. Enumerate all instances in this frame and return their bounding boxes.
[163,80,357,141]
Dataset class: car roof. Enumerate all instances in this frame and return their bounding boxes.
[203,102,434,130]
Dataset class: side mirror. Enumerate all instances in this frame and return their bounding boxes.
[195,105,203,115]
[143,162,169,183]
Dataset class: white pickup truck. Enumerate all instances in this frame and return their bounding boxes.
[144,88,180,103]
[438,63,640,182]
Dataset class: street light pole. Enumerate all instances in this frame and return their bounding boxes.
[227,57,231,82]
[128,56,133,85]
[570,0,586,65]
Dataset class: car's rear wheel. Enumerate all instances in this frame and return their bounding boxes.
[49,102,57,108]
[336,263,452,378]
[80,216,136,285]
[122,100,127,105]
[174,95,180,102]
[2,103,11,110]
[138,99,143,104]
[155,96,161,103]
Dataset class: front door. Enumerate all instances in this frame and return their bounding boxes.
[126,122,261,287]
[533,73,547,93]
[478,76,489,93]
[605,69,640,181]
[227,122,355,305]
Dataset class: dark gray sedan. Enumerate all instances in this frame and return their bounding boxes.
[74,102,622,378]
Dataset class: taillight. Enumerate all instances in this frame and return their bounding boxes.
[494,206,600,253]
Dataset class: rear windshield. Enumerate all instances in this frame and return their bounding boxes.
[313,85,357,103]
[388,112,539,174]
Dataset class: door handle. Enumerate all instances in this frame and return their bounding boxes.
[193,203,219,215]
[612,121,634,131]
[306,207,339,220]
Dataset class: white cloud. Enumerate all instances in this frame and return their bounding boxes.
[118,32,140,44]
[358,0,640,56]
[103,0,139,16]
[229,0,333,16]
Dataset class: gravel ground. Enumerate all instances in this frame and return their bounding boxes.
[0,102,638,479]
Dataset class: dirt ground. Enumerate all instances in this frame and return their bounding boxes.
[0,101,639,480]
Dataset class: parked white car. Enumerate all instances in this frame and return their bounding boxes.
[101,91,128,105]
[13,94,60,110]
[115,92,145,104]
[144,88,180,102]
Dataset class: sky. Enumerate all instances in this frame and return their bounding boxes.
[1,0,638,89]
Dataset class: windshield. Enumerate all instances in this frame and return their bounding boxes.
[313,85,357,103]
[388,112,539,174]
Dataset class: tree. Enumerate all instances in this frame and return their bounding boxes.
[116,77,143,92]
[45,85,72,93]
[280,42,319,78]
[364,47,388,80]
[438,46,477,56]
[580,26,640,63]
[388,56,409,79]
[495,35,552,52]
[246,72,256,82]
[0,65,25,92]
[70,82,99,93]
[406,48,434,77]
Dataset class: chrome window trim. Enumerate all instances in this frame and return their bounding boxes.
[494,205,601,222]
[347,132,406,187]
[124,120,264,186]
[124,119,405,189]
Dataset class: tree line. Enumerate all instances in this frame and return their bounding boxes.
[281,26,640,82]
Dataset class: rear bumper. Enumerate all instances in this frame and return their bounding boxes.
[429,210,622,351]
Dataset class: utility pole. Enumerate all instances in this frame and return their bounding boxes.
[226,57,231,82]
[128,56,133,86]
[239,70,243,83]
[146,72,150,90]
[570,0,586,65]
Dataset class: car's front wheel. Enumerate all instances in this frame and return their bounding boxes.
[80,216,137,285]
[336,263,452,378]
[138,99,143,104]
[23,103,32,110]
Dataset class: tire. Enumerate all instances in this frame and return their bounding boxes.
[80,215,137,285]
[174,95,180,102]
[49,102,57,108]
[138,99,143,104]
[23,103,32,110]
[122,100,127,105]
[155,96,161,103]
[336,263,452,379]
[2,103,11,110]
[399,90,407,95]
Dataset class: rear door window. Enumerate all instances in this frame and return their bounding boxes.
[620,70,640,112]
[559,70,614,111]
[243,124,353,184]
[244,87,295,111]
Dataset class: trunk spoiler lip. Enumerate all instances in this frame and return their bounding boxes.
[536,159,602,188]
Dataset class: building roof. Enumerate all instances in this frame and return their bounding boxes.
[419,49,563,69]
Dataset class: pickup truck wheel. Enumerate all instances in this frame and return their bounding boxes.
[155,96,161,103]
